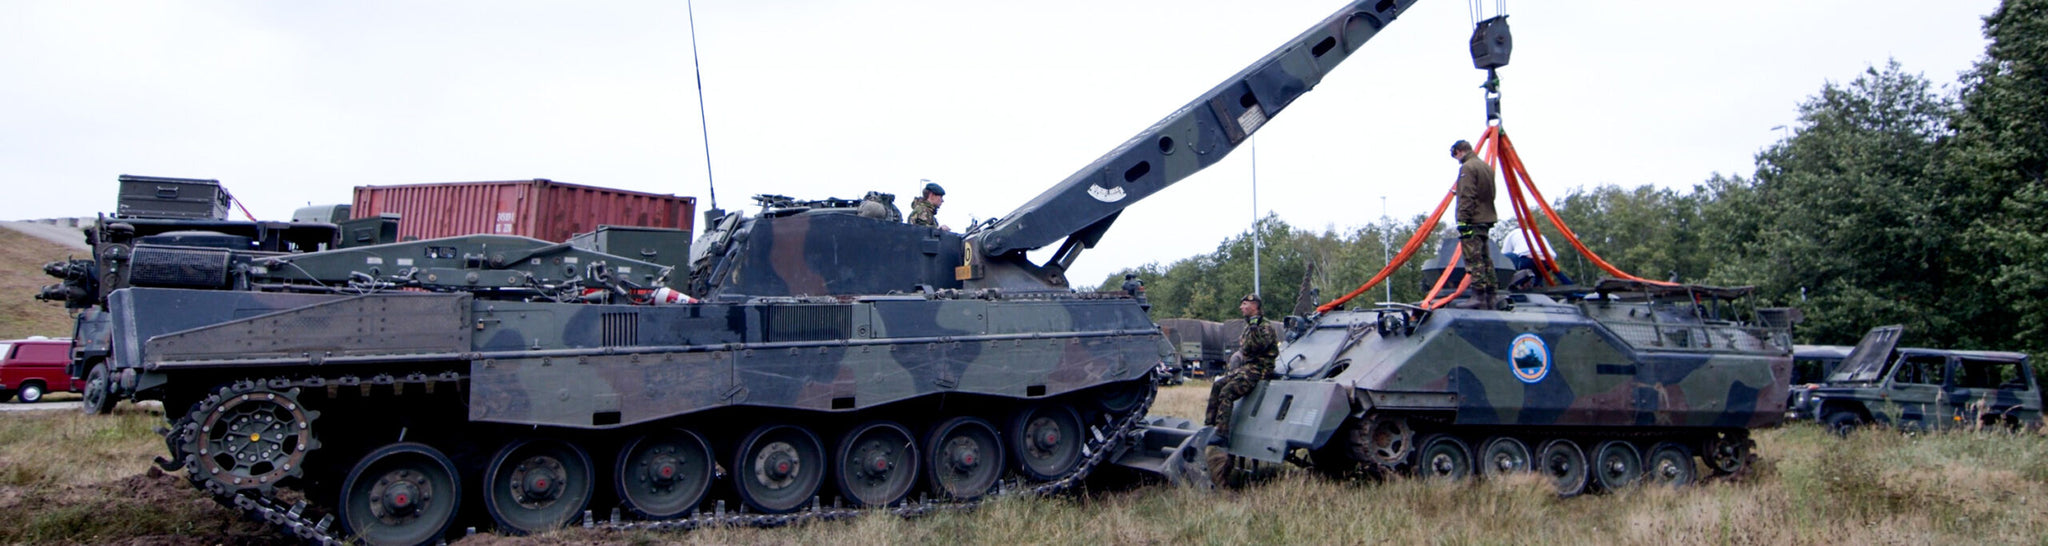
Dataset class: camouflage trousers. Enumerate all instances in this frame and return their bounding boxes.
[1458,224,1497,298]
[1205,366,1265,437]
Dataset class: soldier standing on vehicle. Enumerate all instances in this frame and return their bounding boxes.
[1206,293,1278,443]
[908,181,949,231]
[1451,140,1498,307]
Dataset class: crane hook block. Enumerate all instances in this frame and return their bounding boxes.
[1469,16,1512,70]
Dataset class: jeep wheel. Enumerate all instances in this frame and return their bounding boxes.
[82,363,116,414]
[1824,412,1864,437]
[17,383,45,403]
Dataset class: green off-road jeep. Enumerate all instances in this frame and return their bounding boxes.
[1797,326,2041,435]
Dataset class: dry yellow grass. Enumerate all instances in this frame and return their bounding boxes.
[0,225,79,340]
[2,382,2045,545]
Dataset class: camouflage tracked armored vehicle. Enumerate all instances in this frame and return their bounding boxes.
[1794,325,2040,435]
[1223,277,1797,495]
[54,1,1429,543]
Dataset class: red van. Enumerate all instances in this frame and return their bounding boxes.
[0,338,77,403]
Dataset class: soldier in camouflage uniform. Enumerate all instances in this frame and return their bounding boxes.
[908,181,948,230]
[1206,293,1278,442]
[1451,140,1498,307]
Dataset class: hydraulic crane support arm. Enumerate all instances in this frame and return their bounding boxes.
[974,0,1420,260]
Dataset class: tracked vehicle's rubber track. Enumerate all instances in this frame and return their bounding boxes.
[160,371,1160,545]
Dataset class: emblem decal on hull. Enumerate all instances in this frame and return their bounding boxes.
[1509,333,1550,383]
[1087,184,1127,203]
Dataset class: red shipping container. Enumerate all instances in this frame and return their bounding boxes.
[352,179,696,243]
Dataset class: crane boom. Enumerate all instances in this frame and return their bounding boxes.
[966,0,1421,285]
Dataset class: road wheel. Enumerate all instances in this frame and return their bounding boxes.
[17,383,45,403]
[1011,404,1083,481]
[1824,411,1865,437]
[1590,440,1642,491]
[835,421,919,507]
[339,442,462,546]
[614,429,714,519]
[1414,434,1473,481]
[925,416,1004,500]
[1536,439,1588,497]
[733,424,827,514]
[483,438,595,534]
[1477,436,1532,479]
[1642,442,1697,488]
[82,362,115,414]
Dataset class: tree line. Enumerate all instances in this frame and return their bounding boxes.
[1098,0,2047,358]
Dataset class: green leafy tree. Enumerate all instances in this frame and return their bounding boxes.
[1950,0,2048,353]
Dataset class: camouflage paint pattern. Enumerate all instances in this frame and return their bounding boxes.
[1227,291,1793,463]
[113,287,1164,429]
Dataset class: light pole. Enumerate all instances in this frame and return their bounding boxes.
[1381,195,1391,302]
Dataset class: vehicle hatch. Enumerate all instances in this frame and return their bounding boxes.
[1831,325,1903,383]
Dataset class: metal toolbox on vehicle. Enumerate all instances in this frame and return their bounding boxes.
[568,225,692,270]
[116,175,230,220]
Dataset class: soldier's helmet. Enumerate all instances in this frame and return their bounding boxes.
[1241,293,1261,304]
[923,182,946,196]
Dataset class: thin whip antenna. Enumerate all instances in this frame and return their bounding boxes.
[687,0,718,210]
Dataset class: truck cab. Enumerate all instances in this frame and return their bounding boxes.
[0,338,79,403]
[1803,326,2041,434]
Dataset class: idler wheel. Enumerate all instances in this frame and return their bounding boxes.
[615,429,714,519]
[339,442,461,546]
[1010,404,1083,481]
[1413,434,1472,481]
[733,424,826,514]
[834,421,919,507]
[1590,440,1643,491]
[1477,436,1532,479]
[484,438,594,534]
[192,388,317,494]
[1704,432,1752,476]
[1642,442,1698,488]
[925,416,1004,500]
[1536,438,1589,497]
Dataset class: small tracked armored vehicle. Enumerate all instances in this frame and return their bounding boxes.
[1223,277,1797,494]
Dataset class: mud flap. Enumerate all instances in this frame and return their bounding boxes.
[1107,416,1214,488]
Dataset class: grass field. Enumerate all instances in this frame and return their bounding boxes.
[1,383,2044,545]
[0,226,79,340]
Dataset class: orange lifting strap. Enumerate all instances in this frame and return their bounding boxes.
[1316,126,1674,314]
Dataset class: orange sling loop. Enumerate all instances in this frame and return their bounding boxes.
[1496,131,1676,286]
[1488,130,1561,285]
[1315,126,1498,313]
[1419,244,1473,310]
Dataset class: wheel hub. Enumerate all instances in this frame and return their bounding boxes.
[367,468,432,523]
[509,456,566,506]
[754,442,801,488]
[1028,418,1061,451]
[642,451,681,488]
[946,437,982,472]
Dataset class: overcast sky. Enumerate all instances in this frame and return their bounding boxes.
[0,0,2002,288]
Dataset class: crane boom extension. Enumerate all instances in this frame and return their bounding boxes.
[969,0,1420,281]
